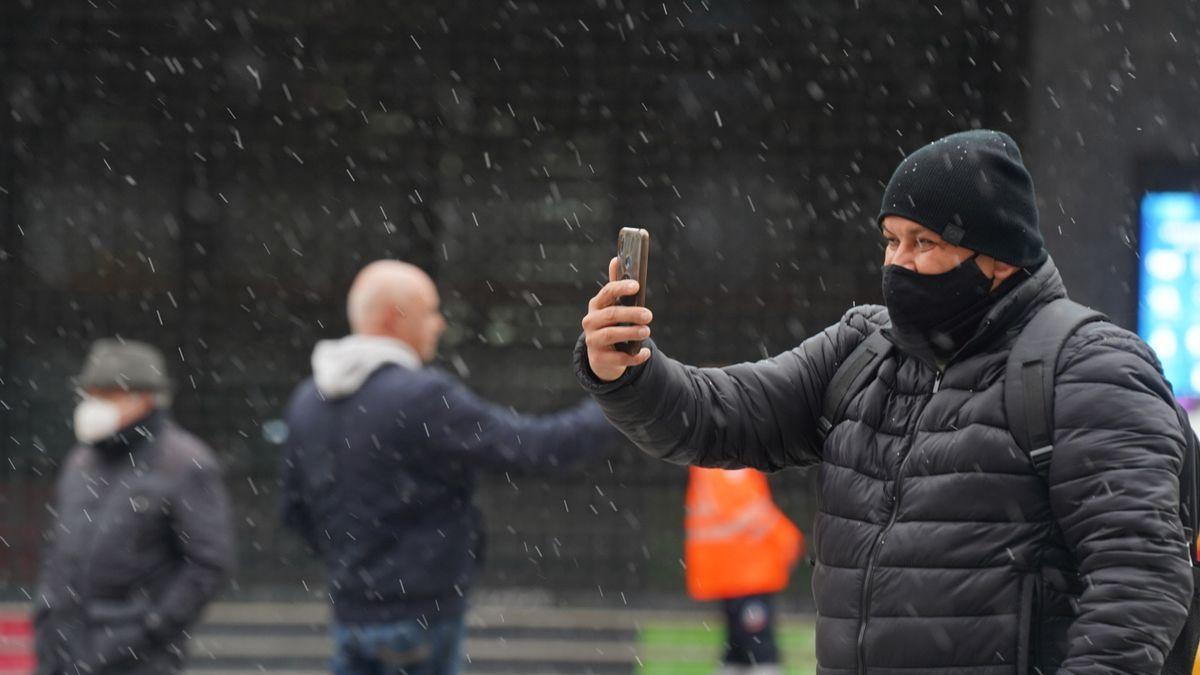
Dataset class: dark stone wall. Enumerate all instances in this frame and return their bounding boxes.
[1025,0,1200,327]
[0,0,1032,600]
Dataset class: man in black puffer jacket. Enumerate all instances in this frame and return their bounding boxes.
[576,129,1194,674]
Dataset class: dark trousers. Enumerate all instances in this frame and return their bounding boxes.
[722,593,780,665]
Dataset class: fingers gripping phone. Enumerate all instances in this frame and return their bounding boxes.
[616,227,650,355]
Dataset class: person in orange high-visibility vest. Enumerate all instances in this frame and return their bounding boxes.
[685,466,804,675]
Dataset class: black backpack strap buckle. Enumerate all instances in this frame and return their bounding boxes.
[819,330,893,444]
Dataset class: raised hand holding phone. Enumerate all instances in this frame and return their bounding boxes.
[582,228,654,382]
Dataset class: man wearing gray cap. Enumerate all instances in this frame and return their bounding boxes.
[33,339,235,675]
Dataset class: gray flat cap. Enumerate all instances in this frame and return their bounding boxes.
[77,338,171,393]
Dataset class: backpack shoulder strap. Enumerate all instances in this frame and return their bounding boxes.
[818,329,893,442]
[1004,298,1106,479]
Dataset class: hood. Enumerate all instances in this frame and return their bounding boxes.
[311,335,422,399]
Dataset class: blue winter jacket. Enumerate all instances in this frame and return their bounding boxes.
[280,335,615,622]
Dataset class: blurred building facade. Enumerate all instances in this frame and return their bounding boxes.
[2,0,1193,602]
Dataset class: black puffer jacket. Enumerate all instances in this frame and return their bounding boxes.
[576,258,1193,675]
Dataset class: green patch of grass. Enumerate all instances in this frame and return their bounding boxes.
[636,617,817,674]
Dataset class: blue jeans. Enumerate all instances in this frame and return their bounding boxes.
[331,615,465,675]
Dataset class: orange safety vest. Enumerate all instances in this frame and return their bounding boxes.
[684,466,804,601]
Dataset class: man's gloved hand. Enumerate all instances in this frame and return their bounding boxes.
[32,605,70,675]
[83,622,154,673]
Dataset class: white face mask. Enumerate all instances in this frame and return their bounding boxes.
[74,397,123,445]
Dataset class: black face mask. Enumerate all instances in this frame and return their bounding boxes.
[882,256,996,357]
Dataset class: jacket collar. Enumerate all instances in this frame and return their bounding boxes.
[969,255,1068,351]
[92,408,166,461]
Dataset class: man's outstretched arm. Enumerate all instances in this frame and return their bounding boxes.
[419,371,619,474]
[576,256,881,471]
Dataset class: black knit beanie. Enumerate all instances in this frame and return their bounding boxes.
[878,129,1046,267]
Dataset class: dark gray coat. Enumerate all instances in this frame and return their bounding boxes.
[34,413,234,675]
[576,259,1193,674]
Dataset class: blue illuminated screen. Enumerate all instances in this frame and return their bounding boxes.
[1138,192,1200,399]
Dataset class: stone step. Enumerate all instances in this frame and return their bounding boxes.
[190,602,705,630]
[1,601,758,674]
[189,634,639,663]
[1,602,716,674]
[195,622,635,642]
[189,666,630,675]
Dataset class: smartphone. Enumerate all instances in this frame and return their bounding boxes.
[615,227,650,355]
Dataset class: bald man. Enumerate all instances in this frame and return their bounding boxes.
[278,260,617,675]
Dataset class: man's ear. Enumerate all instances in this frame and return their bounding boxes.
[137,392,158,414]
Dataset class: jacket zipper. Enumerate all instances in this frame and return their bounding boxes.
[856,367,943,675]
[81,462,124,611]
[81,436,157,614]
